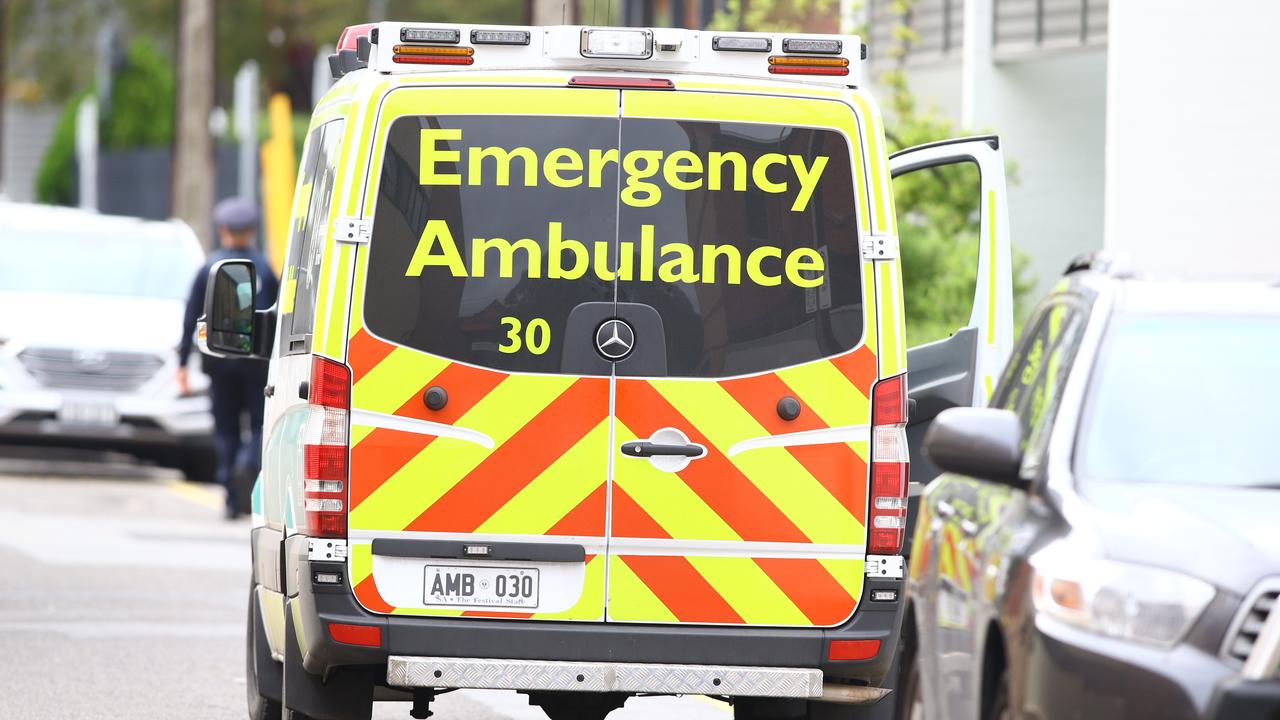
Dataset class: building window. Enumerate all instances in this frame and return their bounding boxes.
[866,0,965,66]
[994,0,1108,56]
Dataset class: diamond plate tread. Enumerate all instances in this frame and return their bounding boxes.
[387,656,823,697]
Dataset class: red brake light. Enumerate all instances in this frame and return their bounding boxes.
[868,374,909,555]
[568,76,676,90]
[310,355,351,410]
[305,356,351,539]
[336,23,377,53]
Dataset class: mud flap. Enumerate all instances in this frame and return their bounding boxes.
[283,607,375,720]
[249,587,283,705]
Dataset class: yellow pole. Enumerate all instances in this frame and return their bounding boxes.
[260,93,295,273]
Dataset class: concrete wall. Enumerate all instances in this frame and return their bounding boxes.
[978,49,1108,295]
[1104,0,1280,278]
[1,105,60,203]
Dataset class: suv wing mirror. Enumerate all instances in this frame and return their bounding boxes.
[201,259,274,359]
[923,407,1027,489]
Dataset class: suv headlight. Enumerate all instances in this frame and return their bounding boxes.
[1031,541,1215,647]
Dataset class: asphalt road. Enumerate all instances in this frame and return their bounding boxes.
[0,450,731,720]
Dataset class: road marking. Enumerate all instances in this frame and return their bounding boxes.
[164,479,224,510]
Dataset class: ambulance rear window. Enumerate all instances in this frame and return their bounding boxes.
[364,111,863,377]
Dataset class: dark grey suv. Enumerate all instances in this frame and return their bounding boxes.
[900,255,1280,720]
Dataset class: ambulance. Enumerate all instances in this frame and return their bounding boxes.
[200,20,1014,720]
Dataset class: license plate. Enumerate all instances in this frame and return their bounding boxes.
[423,565,539,609]
[57,402,119,427]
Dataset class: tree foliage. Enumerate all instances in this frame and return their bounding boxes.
[34,39,175,205]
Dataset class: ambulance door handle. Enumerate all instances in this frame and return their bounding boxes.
[621,441,705,459]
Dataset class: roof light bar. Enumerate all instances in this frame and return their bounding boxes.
[401,27,460,44]
[471,29,530,45]
[783,37,843,54]
[580,28,653,59]
[713,35,771,52]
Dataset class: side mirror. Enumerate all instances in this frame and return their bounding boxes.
[202,259,272,358]
[923,407,1027,488]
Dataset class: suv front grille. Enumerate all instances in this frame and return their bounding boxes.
[1225,582,1280,665]
[17,347,166,392]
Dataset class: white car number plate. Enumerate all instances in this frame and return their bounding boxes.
[58,402,119,427]
[424,565,539,609]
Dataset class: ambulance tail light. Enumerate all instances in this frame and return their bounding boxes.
[304,356,351,539]
[767,55,850,77]
[868,374,909,555]
[393,45,475,66]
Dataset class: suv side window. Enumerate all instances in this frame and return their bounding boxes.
[281,119,345,354]
[992,297,1086,464]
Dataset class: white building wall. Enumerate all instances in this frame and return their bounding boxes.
[872,30,1108,298]
[1104,0,1280,278]
[976,50,1108,296]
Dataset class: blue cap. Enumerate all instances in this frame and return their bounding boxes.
[212,197,259,231]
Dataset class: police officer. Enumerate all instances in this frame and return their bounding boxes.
[177,198,280,519]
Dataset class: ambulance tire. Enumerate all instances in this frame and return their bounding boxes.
[281,609,374,720]
[246,588,283,720]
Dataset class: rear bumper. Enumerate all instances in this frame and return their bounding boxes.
[387,656,825,698]
[292,552,905,688]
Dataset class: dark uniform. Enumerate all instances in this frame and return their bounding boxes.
[179,200,280,517]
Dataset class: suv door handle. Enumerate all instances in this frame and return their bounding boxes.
[621,440,704,458]
[263,384,275,398]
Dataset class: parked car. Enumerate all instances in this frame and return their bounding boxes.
[0,201,215,481]
[901,254,1280,720]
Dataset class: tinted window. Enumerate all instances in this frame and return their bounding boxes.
[1077,315,1280,487]
[364,114,862,378]
[282,120,344,352]
[364,115,618,373]
[616,120,862,377]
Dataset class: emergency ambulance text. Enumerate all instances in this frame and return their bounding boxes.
[404,220,826,288]
[419,129,831,213]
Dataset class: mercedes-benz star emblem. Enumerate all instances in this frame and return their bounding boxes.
[595,319,635,361]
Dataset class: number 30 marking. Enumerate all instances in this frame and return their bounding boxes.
[498,316,551,355]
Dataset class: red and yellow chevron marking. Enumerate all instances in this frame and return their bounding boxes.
[345,331,610,620]
[608,554,864,626]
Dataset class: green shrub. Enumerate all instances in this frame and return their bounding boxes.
[34,39,176,205]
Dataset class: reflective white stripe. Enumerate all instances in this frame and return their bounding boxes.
[349,409,495,449]
[726,424,870,457]
[611,537,867,559]
[348,530,866,560]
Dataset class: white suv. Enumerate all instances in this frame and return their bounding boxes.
[0,201,214,481]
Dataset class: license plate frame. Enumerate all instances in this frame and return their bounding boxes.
[423,564,540,609]
[57,402,119,427]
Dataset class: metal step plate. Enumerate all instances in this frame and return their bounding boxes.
[386,656,823,698]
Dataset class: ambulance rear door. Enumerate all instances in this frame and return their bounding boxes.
[888,136,1014,484]
[606,90,877,627]
[344,87,621,621]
